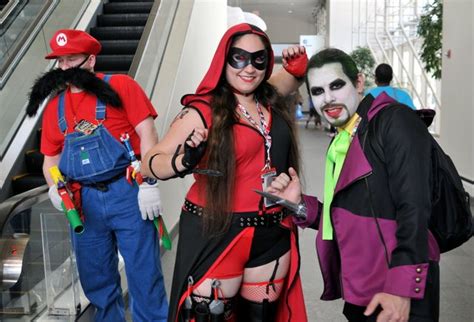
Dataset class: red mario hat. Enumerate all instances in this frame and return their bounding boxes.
[45,29,101,59]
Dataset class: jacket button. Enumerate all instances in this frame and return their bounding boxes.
[416,267,422,273]
[415,277,421,283]
[414,287,420,293]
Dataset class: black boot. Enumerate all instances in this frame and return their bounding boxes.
[236,297,278,322]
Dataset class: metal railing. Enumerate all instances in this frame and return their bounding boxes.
[0,0,59,89]
[359,0,441,133]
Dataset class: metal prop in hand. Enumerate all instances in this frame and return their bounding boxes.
[253,189,307,219]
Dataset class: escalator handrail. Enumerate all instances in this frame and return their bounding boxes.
[0,0,20,25]
[128,0,162,77]
[0,184,48,234]
[0,0,59,88]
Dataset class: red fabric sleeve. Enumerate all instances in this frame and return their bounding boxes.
[40,96,64,156]
[109,74,157,127]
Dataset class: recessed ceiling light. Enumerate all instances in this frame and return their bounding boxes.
[288,9,293,13]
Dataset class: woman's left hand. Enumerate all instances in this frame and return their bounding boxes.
[282,46,308,78]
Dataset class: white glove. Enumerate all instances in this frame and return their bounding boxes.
[48,185,64,211]
[137,181,162,220]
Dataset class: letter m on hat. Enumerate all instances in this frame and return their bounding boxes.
[56,33,67,46]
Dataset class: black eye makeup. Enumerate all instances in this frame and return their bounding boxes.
[310,79,347,96]
[310,87,324,96]
[330,79,346,90]
[227,47,268,70]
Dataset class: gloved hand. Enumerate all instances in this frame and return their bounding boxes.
[137,181,162,220]
[181,129,207,170]
[282,46,308,78]
[48,185,64,211]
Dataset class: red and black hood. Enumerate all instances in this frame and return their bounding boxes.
[181,23,274,107]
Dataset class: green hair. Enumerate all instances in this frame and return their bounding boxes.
[306,48,359,86]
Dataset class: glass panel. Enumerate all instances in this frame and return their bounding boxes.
[0,201,49,316]
[41,212,80,317]
[0,196,79,319]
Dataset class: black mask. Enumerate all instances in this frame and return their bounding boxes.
[227,47,267,70]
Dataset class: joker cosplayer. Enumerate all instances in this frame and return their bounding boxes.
[269,48,440,322]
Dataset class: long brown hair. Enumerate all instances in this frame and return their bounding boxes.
[203,75,301,236]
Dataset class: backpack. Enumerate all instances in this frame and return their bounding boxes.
[367,106,473,253]
[429,137,473,252]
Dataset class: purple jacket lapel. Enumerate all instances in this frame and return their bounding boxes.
[334,135,371,194]
[334,92,396,194]
[367,92,397,121]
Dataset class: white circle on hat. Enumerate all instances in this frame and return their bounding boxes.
[56,33,68,47]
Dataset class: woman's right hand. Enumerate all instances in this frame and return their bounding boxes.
[266,167,302,204]
[182,127,208,169]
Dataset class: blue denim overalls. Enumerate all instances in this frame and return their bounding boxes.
[57,76,168,321]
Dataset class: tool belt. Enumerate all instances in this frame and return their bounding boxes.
[80,173,125,192]
[183,200,288,228]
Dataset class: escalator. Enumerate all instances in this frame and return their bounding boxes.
[92,0,153,74]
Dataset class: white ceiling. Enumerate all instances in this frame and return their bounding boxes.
[228,0,324,43]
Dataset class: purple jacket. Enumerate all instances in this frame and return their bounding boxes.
[297,93,440,306]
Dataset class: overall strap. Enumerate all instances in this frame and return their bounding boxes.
[57,91,67,133]
[96,74,112,121]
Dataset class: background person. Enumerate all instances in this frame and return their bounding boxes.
[365,63,416,110]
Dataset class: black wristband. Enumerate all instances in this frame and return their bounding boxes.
[148,153,164,180]
[171,144,191,178]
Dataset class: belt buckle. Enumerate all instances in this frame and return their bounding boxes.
[95,182,108,192]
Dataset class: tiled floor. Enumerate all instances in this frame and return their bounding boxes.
[158,123,474,321]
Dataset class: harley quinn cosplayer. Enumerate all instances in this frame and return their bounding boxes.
[142,24,308,322]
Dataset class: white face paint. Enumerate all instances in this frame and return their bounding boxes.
[307,63,360,127]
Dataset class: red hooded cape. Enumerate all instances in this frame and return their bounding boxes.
[181,23,274,107]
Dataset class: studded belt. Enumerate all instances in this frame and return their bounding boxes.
[183,200,288,228]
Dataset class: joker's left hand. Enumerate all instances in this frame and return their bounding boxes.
[137,181,162,220]
[282,46,308,78]
[364,292,410,322]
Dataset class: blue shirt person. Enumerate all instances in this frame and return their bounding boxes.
[365,63,416,110]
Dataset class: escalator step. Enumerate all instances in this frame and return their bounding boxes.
[12,174,46,195]
[95,55,134,72]
[90,26,145,40]
[97,13,149,27]
[100,40,139,55]
[103,2,153,14]
[25,149,44,174]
